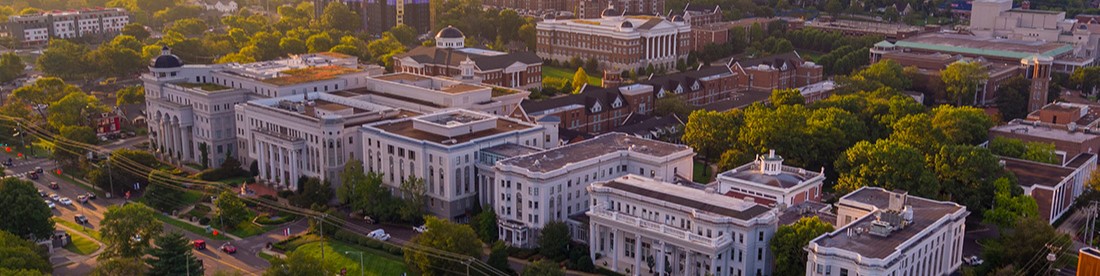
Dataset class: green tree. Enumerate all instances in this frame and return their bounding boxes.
[835,139,939,197]
[398,177,427,223]
[995,76,1031,121]
[931,145,1003,214]
[0,52,25,83]
[1022,141,1059,164]
[36,39,91,79]
[749,22,765,43]
[737,104,811,167]
[983,217,1071,275]
[291,177,333,209]
[264,249,326,276]
[116,86,146,106]
[146,231,203,276]
[654,95,693,117]
[888,113,947,155]
[388,24,419,46]
[121,23,150,41]
[770,217,833,276]
[683,109,742,168]
[523,260,565,276]
[852,60,911,91]
[366,33,405,68]
[279,37,307,55]
[336,159,366,206]
[320,1,361,32]
[99,202,164,260]
[983,178,1039,229]
[403,216,484,275]
[144,170,185,212]
[92,257,147,276]
[473,206,499,242]
[988,136,1026,158]
[931,105,994,145]
[0,178,54,240]
[47,91,106,130]
[1070,66,1100,95]
[215,190,250,229]
[539,221,571,261]
[0,229,51,274]
[54,125,98,168]
[487,241,512,275]
[164,18,207,37]
[769,88,804,106]
[941,61,989,106]
[572,67,588,94]
[306,32,335,53]
[198,142,209,169]
[804,107,869,169]
[825,0,844,15]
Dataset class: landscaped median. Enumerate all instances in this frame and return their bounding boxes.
[52,217,102,255]
[153,212,232,240]
[274,234,406,276]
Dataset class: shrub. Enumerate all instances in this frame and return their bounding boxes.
[277,190,294,198]
[259,194,277,202]
[199,217,211,225]
[385,244,403,256]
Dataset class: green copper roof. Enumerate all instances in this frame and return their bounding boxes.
[894,40,1072,59]
[874,41,896,48]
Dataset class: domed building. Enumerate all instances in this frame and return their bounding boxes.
[393,26,545,90]
[534,4,692,72]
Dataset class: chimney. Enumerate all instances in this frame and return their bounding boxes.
[888,190,908,211]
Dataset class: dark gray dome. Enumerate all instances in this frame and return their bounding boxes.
[602,7,622,17]
[437,26,464,39]
[620,21,633,28]
[152,46,182,68]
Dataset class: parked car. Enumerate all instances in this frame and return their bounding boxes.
[367,229,390,241]
[45,200,55,209]
[48,182,59,189]
[37,189,46,197]
[58,197,72,205]
[84,192,96,200]
[75,214,88,224]
[363,216,376,224]
[48,193,59,201]
[220,242,237,254]
[413,225,427,233]
[193,240,206,250]
[963,256,983,266]
[28,172,38,180]
[34,166,42,173]
[77,195,88,203]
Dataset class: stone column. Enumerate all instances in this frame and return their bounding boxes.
[709,254,717,276]
[182,126,192,161]
[290,149,298,185]
[278,147,287,187]
[589,223,599,264]
[672,33,678,59]
[634,233,642,275]
[686,252,695,276]
[612,228,620,271]
[172,124,182,161]
[655,241,666,276]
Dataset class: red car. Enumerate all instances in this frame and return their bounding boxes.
[220,242,237,254]
[193,240,206,250]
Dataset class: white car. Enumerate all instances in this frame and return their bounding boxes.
[49,193,60,201]
[58,197,72,205]
[367,229,391,241]
[44,200,55,209]
[413,225,427,233]
[963,255,983,266]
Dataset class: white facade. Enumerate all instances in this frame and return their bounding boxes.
[805,188,968,276]
[4,8,129,45]
[492,132,695,248]
[144,51,374,168]
[969,0,1100,61]
[360,110,559,221]
[587,175,778,276]
[717,150,825,208]
[536,12,692,71]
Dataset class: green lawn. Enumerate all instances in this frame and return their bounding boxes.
[543,66,602,86]
[179,190,205,206]
[53,217,101,241]
[293,239,407,276]
[217,176,249,187]
[224,220,270,238]
[63,231,100,255]
[153,213,231,240]
[693,161,714,184]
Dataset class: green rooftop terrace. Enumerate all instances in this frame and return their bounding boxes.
[176,82,232,92]
[263,66,360,86]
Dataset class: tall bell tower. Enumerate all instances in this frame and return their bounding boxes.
[1022,56,1053,113]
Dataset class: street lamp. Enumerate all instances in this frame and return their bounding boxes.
[345,251,363,276]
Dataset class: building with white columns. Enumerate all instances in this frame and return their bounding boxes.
[535,6,692,71]
[360,109,560,221]
[805,187,968,276]
[717,150,825,208]
[587,175,777,276]
[491,132,695,248]
[144,48,377,168]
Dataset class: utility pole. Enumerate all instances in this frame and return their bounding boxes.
[346,251,364,276]
[1045,243,1061,275]
[186,255,191,276]
[320,213,327,272]
[106,158,114,198]
[1087,201,1097,247]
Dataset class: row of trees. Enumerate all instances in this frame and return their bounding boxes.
[336,160,426,224]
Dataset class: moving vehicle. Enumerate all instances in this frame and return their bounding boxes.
[75,214,88,224]
[963,256,983,266]
[84,192,96,200]
[220,242,237,254]
[49,193,59,201]
[28,172,38,180]
[45,200,54,209]
[35,167,42,173]
[58,197,72,205]
[413,225,427,233]
[37,189,45,197]
[48,182,59,189]
[77,195,88,203]
[367,229,391,241]
[193,240,206,250]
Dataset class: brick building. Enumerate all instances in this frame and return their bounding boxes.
[314,0,431,37]
[394,26,544,90]
[679,4,722,26]
[1000,154,1096,224]
[728,52,824,92]
[3,8,129,47]
[520,66,734,134]
[989,102,1100,161]
[536,7,691,71]
[691,18,780,51]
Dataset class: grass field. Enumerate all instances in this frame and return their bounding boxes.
[293,239,407,276]
[63,231,100,255]
[543,66,602,86]
[154,213,231,240]
[694,161,714,184]
[53,217,101,241]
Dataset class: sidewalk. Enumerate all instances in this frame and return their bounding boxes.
[52,223,105,268]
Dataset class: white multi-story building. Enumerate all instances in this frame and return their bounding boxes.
[360,109,559,221]
[536,7,692,71]
[587,175,778,276]
[3,8,129,46]
[805,187,969,276]
[345,73,529,116]
[492,132,695,248]
[717,150,825,208]
[969,0,1100,67]
[145,48,376,168]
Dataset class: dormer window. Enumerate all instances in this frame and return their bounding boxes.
[612,97,623,108]
[675,85,683,94]
[692,81,701,91]
[591,101,602,113]
[657,89,666,98]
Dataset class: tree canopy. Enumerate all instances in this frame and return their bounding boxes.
[403,216,483,275]
[99,202,164,260]
[0,178,54,240]
[0,229,52,274]
[770,217,834,276]
[941,61,989,106]
[146,231,204,276]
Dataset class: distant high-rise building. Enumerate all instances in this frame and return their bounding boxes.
[2,8,129,47]
[314,0,431,37]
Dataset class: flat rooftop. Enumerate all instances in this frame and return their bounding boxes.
[262,65,360,86]
[990,119,1100,143]
[370,115,539,145]
[599,175,772,221]
[498,132,692,173]
[815,187,965,259]
[897,33,1073,59]
[373,73,487,94]
[1001,157,1074,188]
[482,143,543,158]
